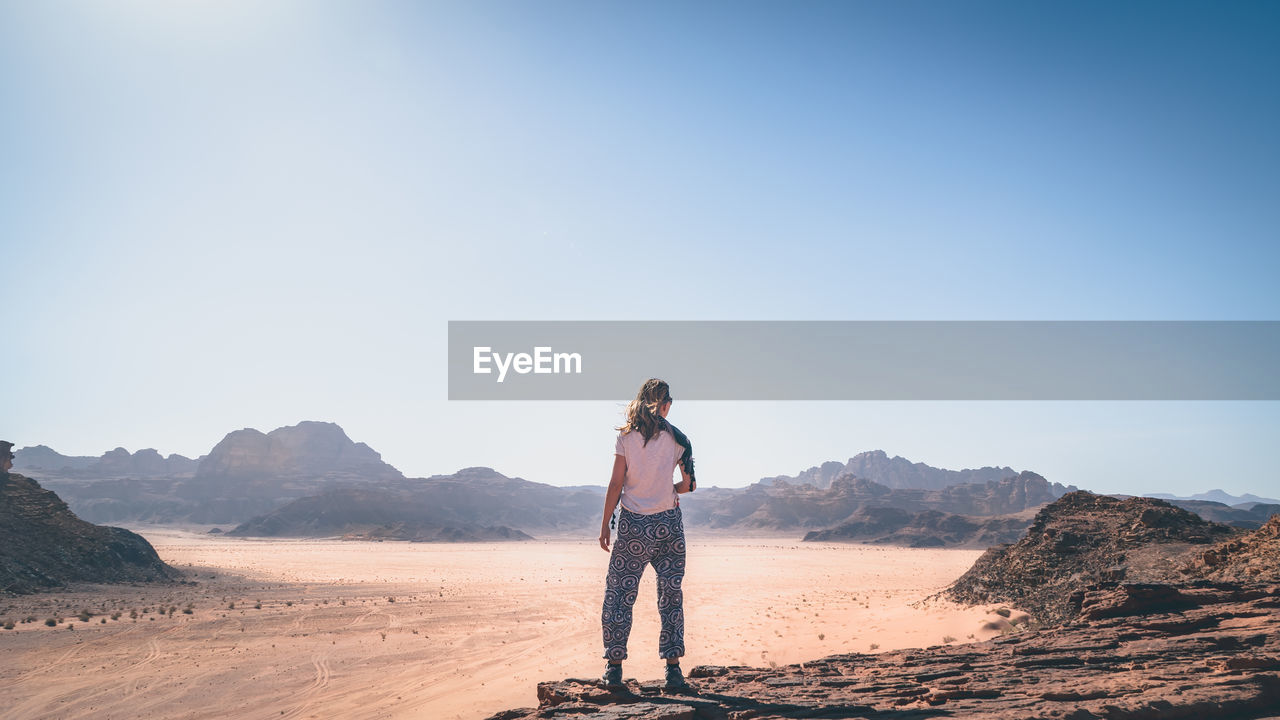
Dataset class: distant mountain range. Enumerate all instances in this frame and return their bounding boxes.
[17,445,200,476]
[1145,489,1280,506]
[12,421,1277,545]
[761,450,1018,490]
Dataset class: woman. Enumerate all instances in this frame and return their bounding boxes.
[599,378,696,692]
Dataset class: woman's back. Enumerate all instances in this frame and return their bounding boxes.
[615,428,684,514]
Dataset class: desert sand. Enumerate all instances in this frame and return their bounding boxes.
[0,531,1022,720]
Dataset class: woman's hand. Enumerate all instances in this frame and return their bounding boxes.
[599,525,611,552]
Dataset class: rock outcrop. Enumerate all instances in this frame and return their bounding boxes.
[0,472,177,594]
[945,491,1240,625]
[495,582,1280,720]
[1185,514,1280,583]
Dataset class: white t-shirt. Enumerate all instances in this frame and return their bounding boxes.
[614,428,684,514]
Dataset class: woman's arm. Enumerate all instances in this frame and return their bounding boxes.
[674,461,693,494]
[599,454,626,551]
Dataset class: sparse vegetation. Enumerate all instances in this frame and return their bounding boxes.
[869,643,879,650]
[45,618,57,627]
[817,633,825,640]
[77,610,92,622]
[3,620,14,630]
[943,635,956,643]
[994,607,1012,618]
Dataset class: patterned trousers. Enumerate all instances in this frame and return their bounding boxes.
[601,505,687,661]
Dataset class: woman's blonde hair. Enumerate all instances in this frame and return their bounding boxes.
[617,378,672,446]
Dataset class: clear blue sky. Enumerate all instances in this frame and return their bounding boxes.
[3,1,1277,497]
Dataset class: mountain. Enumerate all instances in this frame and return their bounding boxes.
[760,450,1022,491]
[229,467,601,539]
[1147,489,1280,506]
[195,421,398,481]
[681,470,1072,533]
[20,421,406,525]
[802,507,1035,548]
[0,472,177,594]
[945,491,1240,625]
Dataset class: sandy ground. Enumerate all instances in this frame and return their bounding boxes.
[0,531,1025,720]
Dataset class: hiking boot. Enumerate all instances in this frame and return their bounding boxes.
[602,663,624,688]
[663,663,691,692]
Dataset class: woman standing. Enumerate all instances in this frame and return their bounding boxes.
[599,378,696,691]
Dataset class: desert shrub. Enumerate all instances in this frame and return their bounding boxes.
[943,635,956,643]
[228,602,235,609]
[3,620,14,630]
[45,618,57,627]
[994,607,1012,618]
[254,602,262,610]
[77,610,91,622]
[869,643,879,650]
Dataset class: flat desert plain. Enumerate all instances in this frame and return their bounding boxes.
[0,531,1024,720]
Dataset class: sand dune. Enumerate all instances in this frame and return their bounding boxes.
[0,531,1020,720]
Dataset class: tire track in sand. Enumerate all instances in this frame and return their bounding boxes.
[279,653,331,720]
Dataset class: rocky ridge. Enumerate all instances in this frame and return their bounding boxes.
[494,582,1280,720]
[0,472,177,595]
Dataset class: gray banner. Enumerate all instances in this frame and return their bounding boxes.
[447,321,1280,400]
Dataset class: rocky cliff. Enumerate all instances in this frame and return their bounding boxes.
[0,472,177,595]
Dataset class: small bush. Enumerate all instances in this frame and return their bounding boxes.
[254,602,262,610]
[942,635,956,644]
[869,643,879,650]
[77,610,91,622]
[3,620,14,630]
[182,607,193,615]
[45,618,57,627]
[228,602,235,609]
[130,609,138,619]
[994,607,1012,618]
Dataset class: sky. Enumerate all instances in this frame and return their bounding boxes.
[2,1,1278,498]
